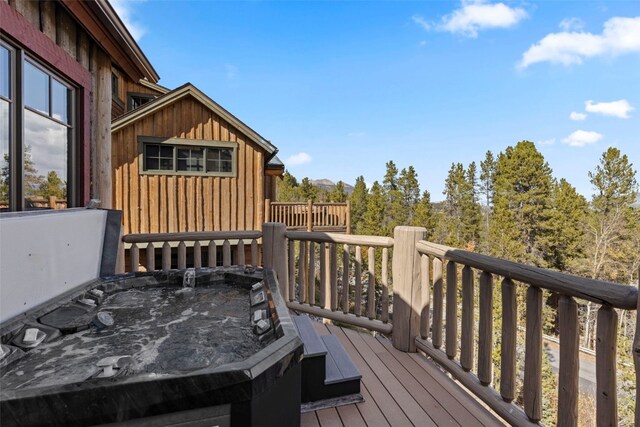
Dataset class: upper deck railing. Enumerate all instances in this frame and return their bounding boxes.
[265,199,351,233]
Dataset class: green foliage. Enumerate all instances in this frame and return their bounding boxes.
[299,177,319,201]
[276,170,300,202]
[411,190,435,239]
[349,176,368,234]
[489,141,553,265]
[329,180,347,202]
[440,162,481,249]
[362,181,387,236]
[38,171,66,199]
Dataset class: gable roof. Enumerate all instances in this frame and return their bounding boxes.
[111,83,277,155]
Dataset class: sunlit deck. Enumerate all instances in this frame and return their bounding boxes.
[301,321,504,427]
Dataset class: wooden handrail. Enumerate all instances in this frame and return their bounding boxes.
[270,200,351,233]
[416,240,637,309]
[286,231,393,247]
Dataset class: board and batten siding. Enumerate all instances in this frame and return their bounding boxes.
[112,96,266,235]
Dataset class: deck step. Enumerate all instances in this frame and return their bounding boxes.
[293,315,361,403]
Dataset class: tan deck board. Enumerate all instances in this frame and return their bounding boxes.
[300,320,505,427]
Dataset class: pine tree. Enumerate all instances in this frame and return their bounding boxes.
[383,161,404,232]
[39,171,66,199]
[411,190,435,239]
[441,162,480,249]
[329,181,347,203]
[398,166,420,225]
[479,150,496,250]
[350,176,368,234]
[489,141,553,265]
[362,181,387,236]
[277,171,300,202]
[299,177,319,201]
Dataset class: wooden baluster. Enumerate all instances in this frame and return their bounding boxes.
[432,258,443,348]
[130,243,139,272]
[177,241,186,269]
[635,273,640,427]
[354,246,363,316]
[367,247,375,320]
[330,243,338,311]
[419,254,430,339]
[500,277,516,401]
[382,248,390,324]
[288,240,296,301]
[596,305,618,426]
[524,286,542,422]
[478,271,493,386]
[299,241,307,303]
[162,242,171,271]
[319,242,327,308]
[460,265,474,371]
[251,239,258,267]
[194,241,202,268]
[208,241,217,267]
[308,241,316,305]
[342,244,350,313]
[222,240,231,267]
[237,239,245,266]
[446,261,457,359]
[558,295,579,427]
[146,243,155,272]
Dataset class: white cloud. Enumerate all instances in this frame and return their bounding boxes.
[537,138,556,146]
[562,130,603,147]
[519,16,640,69]
[413,1,527,38]
[559,17,585,32]
[570,112,587,121]
[412,15,431,31]
[585,99,634,118]
[110,0,147,41]
[286,152,312,166]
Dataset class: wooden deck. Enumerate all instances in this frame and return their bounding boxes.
[301,321,505,427]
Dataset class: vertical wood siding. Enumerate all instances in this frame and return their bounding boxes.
[112,96,266,234]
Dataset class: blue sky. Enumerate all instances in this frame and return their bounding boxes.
[112,0,639,200]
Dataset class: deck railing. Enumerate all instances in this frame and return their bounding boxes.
[121,230,261,272]
[120,223,640,426]
[414,239,639,426]
[266,199,351,233]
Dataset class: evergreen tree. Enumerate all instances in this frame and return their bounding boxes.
[350,176,368,234]
[299,177,319,201]
[329,181,347,203]
[478,150,496,250]
[362,181,386,236]
[542,178,588,272]
[442,162,480,249]
[411,190,435,239]
[383,161,404,232]
[398,166,420,225]
[277,171,300,201]
[488,141,553,265]
[39,171,66,199]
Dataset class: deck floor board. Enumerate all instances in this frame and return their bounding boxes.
[300,320,505,427]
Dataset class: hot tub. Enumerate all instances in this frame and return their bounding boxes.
[0,267,303,427]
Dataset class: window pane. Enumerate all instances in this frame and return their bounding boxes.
[51,78,69,124]
[146,157,159,170]
[0,100,9,210]
[23,109,67,210]
[160,158,173,170]
[207,149,220,162]
[0,45,9,99]
[24,61,49,115]
[207,159,220,172]
[160,145,173,157]
[220,149,232,161]
[221,161,232,173]
[146,144,159,157]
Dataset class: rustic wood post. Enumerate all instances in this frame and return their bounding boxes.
[115,227,125,274]
[391,226,426,352]
[263,222,289,301]
[346,200,352,234]
[264,199,271,223]
[95,49,112,208]
[48,195,56,209]
[307,199,313,232]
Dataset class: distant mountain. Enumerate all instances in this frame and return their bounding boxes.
[310,179,354,195]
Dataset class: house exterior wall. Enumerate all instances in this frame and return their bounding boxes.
[112,96,266,234]
[111,67,165,120]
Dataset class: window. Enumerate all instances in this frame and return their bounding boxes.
[128,93,155,111]
[140,137,236,177]
[0,39,75,211]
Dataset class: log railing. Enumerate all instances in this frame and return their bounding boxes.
[121,230,261,272]
[414,239,639,426]
[266,200,351,233]
[262,223,392,334]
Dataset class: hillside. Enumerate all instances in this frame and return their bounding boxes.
[310,179,354,195]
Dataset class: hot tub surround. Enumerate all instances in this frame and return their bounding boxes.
[0,267,303,427]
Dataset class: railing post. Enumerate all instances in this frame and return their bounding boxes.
[263,222,289,300]
[634,269,640,426]
[391,226,426,352]
[346,200,352,234]
[307,199,313,232]
[264,198,271,223]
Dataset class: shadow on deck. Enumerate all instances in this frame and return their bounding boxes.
[302,321,505,427]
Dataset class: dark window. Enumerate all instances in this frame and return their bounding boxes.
[141,141,236,176]
[128,93,155,111]
[111,73,119,99]
[0,40,74,211]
